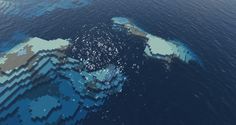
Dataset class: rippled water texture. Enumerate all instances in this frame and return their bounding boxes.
[0,0,236,125]
[0,0,92,17]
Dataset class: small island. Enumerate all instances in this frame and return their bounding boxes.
[0,37,69,76]
[112,17,201,64]
[0,36,126,124]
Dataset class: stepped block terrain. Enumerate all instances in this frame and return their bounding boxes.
[0,37,126,124]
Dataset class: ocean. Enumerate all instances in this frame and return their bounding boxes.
[0,0,236,125]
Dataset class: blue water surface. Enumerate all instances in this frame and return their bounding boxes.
[0,0,236,125]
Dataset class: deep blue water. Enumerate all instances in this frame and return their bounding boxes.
[0,0,236,125]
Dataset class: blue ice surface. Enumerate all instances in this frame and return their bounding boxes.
[0,0,93,18]
[29,95,60,119]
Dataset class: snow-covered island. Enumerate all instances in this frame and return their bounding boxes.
[0,37,126,124]
[112,17,201,64]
